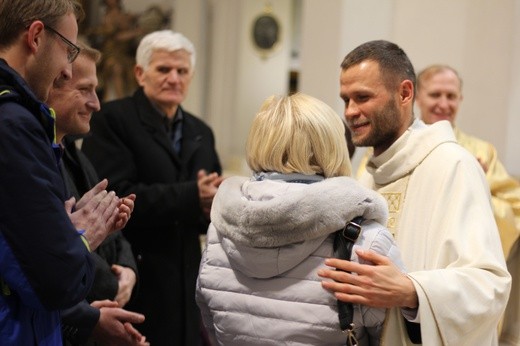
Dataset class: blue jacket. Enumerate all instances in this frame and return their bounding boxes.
[0,59,94,345]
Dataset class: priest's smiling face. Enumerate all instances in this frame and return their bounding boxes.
[340,59,407,156]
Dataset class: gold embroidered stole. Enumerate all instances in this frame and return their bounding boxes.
[374,174,412,238]
[379,173,414,344]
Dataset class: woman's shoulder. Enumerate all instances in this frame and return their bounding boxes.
[357,220,394,252]
[354,220,406,271]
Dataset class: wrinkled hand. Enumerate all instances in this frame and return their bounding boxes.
[66,179,120,251]
[91,300,149,346]
[197,170,224,219]
[114,194,136,231]
[112,264,137,307]
[317,249,418,309]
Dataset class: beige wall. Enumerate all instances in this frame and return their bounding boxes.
[506,0,520,178]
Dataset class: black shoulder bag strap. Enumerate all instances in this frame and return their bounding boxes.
[333,216,364,346]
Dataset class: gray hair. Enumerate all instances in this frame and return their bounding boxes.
[135,30,196,71]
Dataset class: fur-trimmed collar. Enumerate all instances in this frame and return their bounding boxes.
[211,175,388,247]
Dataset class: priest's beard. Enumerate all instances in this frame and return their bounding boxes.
[353,97,402,154]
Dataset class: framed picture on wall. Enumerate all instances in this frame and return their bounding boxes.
[251,6,281,59]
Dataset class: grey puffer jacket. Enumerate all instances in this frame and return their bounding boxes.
[196,176,405,346]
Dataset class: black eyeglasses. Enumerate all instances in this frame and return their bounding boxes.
[45,25,80,63]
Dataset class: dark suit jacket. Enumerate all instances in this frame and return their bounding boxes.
[82,88,221,346]
[60,137,138,344]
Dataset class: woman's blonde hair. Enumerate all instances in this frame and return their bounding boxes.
[246,93,351,178]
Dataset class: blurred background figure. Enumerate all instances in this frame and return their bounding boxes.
[86,0,141,100]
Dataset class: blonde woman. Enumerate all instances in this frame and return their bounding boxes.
[196,93,405,345]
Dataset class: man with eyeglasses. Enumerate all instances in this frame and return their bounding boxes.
[0,1,128,345]
[45,25,81,64]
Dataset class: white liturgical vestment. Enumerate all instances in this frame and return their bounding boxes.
[359,119,511,346]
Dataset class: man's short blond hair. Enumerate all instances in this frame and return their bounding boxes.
[77,40,101,64]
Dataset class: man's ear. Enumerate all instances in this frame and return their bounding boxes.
[399,79,414,105]
[25,21,45,54]
[134,65,144,86]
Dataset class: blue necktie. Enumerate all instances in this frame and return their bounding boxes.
[171,117,183,155]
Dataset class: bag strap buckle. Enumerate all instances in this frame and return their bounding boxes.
[341,217,363,242]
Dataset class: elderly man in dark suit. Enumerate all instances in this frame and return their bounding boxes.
[82,30,222,346]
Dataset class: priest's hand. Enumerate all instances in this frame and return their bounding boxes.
[318,249,418,309]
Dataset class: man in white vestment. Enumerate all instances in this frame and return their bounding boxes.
[318,40,511,345]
